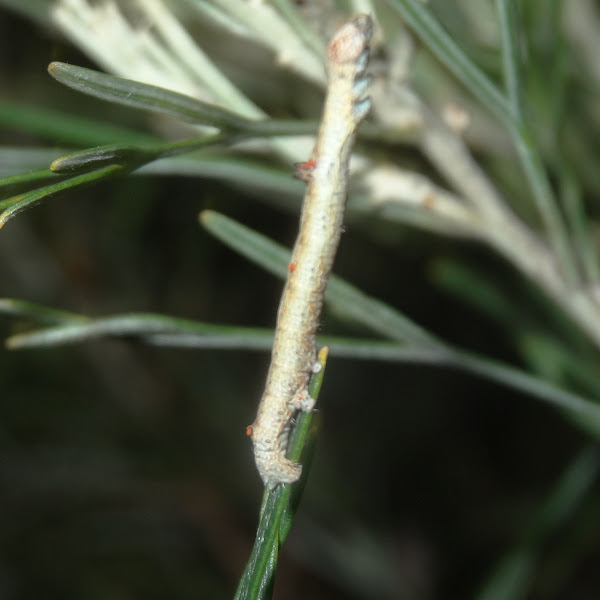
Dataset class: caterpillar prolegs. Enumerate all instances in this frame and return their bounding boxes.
[247,15,373,489]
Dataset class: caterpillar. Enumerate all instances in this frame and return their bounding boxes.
[247,14,373,489]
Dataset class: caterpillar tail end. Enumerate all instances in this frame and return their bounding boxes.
[255,450,302,490]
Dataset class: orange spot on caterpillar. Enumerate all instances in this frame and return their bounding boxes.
[300,158,317,169]
[288,262,297,273]
[246,425,253,437]
[293,159,317,183]
[423,194,435,209]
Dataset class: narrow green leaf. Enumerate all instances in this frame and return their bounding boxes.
[48,61,251,130]
[143,155,304,206]
[199,211,600,431]
[495,0,523,121]
[0,165,122,226]
[386,0,510,122]
[544,12,599,285]
[0,146,68,177]
[47,63,321,139]
[4,297,600,430]
[446,349,600,434]
[49,133,226,175]
[559,162,599,284]
[511,115,577,285]
[4,312,272,350]
[0,298,85,326]
[431,258,526,327]
[494,0,578,285]
[351,198,479,239]
[495,1,577,284]
[476,447,600,600]
[0,150,301,211]
[199,210,437,346]
[0,169,62,199]
[241,118,319,137]
[477,551,535,600]
[532,446,600,539]
[0,303,440,363]
[49,144,157,174]
[0,101,159,146]
[0,0,51,23]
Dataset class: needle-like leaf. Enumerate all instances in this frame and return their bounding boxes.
[0,165,122,227]
[48,62,251,130]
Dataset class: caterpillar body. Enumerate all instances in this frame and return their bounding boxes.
[247,15,373,489]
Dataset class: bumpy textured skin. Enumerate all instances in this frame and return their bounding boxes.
[248,15,373,489]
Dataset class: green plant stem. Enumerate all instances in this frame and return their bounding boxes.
[234,346,328,600]
[495,0,523,121]
[509,122,577,286]
[560,163,600,284]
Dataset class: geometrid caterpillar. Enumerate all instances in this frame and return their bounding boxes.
[246,15,374,489]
